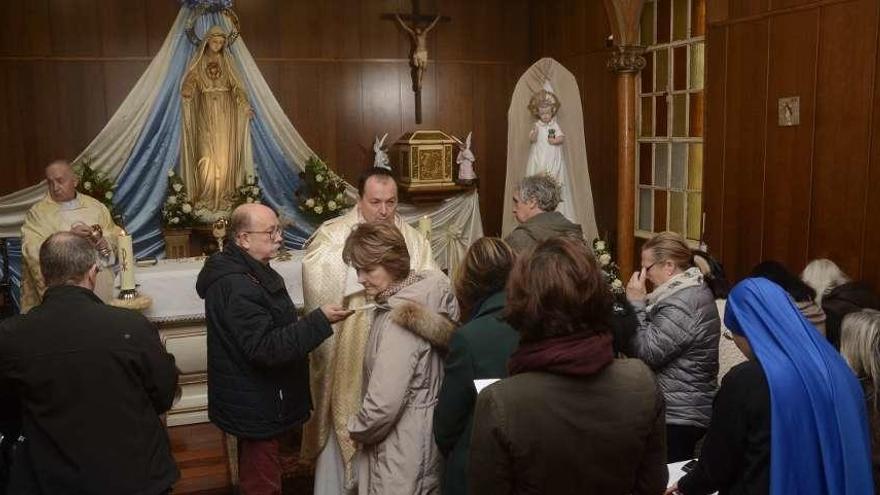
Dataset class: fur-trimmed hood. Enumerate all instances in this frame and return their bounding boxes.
[391,302,457,349]
[380,270,460,350]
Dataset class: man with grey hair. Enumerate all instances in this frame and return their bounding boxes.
[0,232,179,493]
[504,173,583,253]
[20,160,118,313]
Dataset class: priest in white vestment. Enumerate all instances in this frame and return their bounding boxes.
[301,168,437,494]
[20,161,118,313]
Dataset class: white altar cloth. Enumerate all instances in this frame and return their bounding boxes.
[131,251,305,322]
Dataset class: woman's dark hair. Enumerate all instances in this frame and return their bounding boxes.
[504,237,613,343]
[692,250,730,299]
[750,260,816,302]
[453,237,516,320]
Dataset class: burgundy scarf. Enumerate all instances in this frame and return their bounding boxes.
[508,333,614,377]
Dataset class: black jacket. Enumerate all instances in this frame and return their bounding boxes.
[196,242,332,439]
[678,360,770,495]
[0,285,179,495]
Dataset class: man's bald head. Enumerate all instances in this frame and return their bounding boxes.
[45,160,78,203]
[40,231,98,289]
[230,204,282,263]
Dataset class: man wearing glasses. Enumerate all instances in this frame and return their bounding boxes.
[197,203,353,494]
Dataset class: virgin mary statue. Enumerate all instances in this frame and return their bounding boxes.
[180,25,253,215]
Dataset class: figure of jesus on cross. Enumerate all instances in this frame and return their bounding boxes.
[395,13,440,93]
[384,0,449,123]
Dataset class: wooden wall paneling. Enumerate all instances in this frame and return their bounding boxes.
[862,0,880,290]
[337,0,364,60]
[0,0,51,57]
[808,0,878,278]
[501,0,530,64]
[0,62,28,192]
[11,61,63,187]
[280,1,324,59]
[472,64,502,236]
[54,61,108,160]
[102,60,149,118]
[360,0,405,60]
[728,0,769,21]
[236,0,281,59]
[580,51,619,239]
[557,0,588,60]
[435,62,473,139]
[720,19,769,281]
[528,0,547,61]
[772,0,823,10]
[470,0,499,62]
[317,63,341,167]
[707,0,729,25]
[534,1,564,62]
[145,0,178,56]
[363,62,405,152]
[760,9,817,269]
[48,0,101,56]
[335,62,366,182]
[99,0,148,57]
[585,0,615,51]
[434,0,467,61]
[279,61,323,154]
[701,26,727,257]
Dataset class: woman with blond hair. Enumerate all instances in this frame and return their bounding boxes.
[841,309,880,489]
[626,231,720,462]
[434,237,520,495]
[802,258,880,349]
[343,222,459,495]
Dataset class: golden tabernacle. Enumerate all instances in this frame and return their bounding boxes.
[393,130,458,193]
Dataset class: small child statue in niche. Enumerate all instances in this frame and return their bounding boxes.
[526,81,575,221]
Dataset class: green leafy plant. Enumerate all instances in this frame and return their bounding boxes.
[75,158,117,216]
[295,156,353,221]
[228,173,265,211]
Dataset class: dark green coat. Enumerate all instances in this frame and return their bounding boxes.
[433,291,520,495]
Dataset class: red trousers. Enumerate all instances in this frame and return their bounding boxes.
[239,437,282,495]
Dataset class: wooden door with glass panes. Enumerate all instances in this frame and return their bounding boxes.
[637,0,706,242]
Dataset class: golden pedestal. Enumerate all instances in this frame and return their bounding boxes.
[163,228,192,259]
[393,130,464,202]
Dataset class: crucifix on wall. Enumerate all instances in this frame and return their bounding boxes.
[383,0,450,123]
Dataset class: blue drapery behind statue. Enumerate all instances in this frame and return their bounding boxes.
[115,11,314,256]
[1,8,323,310]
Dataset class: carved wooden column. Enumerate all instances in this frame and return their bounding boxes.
[604,0,645,278]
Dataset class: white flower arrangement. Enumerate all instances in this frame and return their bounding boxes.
[162,169,196,229]
[592,238,624,296]
[228,174,266,210]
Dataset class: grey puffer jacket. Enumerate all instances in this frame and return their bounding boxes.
[630,283,720,428]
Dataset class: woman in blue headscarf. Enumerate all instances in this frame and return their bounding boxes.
[669,278,872,495]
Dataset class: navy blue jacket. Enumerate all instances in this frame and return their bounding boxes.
[196,242,332,439]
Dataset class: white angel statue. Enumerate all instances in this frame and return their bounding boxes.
[373,133,391,170]
[454,131,476,185]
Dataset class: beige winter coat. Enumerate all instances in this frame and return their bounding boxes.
[348,271,460,495]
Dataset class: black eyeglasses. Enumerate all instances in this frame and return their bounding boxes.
[244,226,283,237]
[643,262,658,272]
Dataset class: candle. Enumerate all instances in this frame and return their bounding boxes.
[418,215,432,239]
[118,229,136,291]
